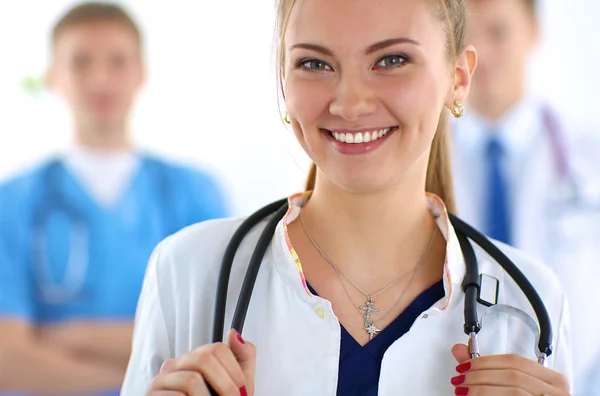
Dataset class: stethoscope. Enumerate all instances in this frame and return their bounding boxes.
[542,106,571,185]
[538,107,600,253]
[540,106,579,204]
[30,156,173,305]
[207,198,554,395]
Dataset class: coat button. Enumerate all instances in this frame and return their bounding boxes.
[316,307,326,319]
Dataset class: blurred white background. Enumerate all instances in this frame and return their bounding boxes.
[0,0,598,216]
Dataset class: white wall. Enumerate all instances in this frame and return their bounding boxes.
[530,1,600,127]
[0,0,598,216]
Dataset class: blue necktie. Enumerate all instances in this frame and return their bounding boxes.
[485,136,512,244]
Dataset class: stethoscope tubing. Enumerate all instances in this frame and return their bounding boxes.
[207,201,554,395]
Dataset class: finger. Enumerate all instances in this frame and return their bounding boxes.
[459,354,569,390]
[212,339,248,393]
[166,346,245,396]
[227,329,256,394]
[452,369,555,396]
[160,344,244,384]
[149,371,210,396]
[146,391,187,396]
[452,344,471,364]
[453,385,532,395]
[160,359,179,374]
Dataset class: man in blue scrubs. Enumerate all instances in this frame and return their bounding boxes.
[0,3,228,394]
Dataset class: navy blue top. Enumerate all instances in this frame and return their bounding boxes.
[307,280,445,396]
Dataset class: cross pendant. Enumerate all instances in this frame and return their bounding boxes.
[365,323,381,340]
[359,298,379,327]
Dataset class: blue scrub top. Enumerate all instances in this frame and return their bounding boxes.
[0,154,229,396]
[307,280,445,396]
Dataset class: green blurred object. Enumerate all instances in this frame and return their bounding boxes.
[20,74,45,93]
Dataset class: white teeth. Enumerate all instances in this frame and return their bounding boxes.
[330,127,393,144]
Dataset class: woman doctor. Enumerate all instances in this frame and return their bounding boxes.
[122,0,572,394]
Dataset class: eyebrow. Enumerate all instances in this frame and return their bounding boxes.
[289,37,421,56]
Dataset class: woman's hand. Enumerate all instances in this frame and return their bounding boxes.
[450,344,570,395]
[147,329,255,396]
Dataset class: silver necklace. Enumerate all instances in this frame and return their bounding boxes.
[336,241,430,339]
[300,209,437,339]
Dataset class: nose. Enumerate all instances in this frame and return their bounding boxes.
[86,64,113,90]
[329,73,377,122]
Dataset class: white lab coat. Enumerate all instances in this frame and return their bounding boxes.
[452,96,600,394]
[122,194,572,395]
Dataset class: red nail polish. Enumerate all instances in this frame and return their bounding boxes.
[451,375,466,386]
[455,387,469,396]
[456,362,471,373]
[236,330,245,345]
[239,386,248,396]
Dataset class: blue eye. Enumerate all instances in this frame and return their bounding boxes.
[375,55,409,68]
[299,59,333,71]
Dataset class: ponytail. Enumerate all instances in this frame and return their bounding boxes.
[426,111,456,213]
[304,162,317,192]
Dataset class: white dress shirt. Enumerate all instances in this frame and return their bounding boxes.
[452,96,600,394]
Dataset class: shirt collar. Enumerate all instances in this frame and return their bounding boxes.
[271,192,466,311]
[454,95,544,158]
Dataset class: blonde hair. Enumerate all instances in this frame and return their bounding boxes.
[276,0,468,213]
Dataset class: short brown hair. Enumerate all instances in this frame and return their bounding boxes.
[52,2,142,46]
[469,0,538,16]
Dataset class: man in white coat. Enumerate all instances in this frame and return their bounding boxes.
[451,0,600,393]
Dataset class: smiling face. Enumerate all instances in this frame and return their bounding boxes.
[282,0,469,194]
